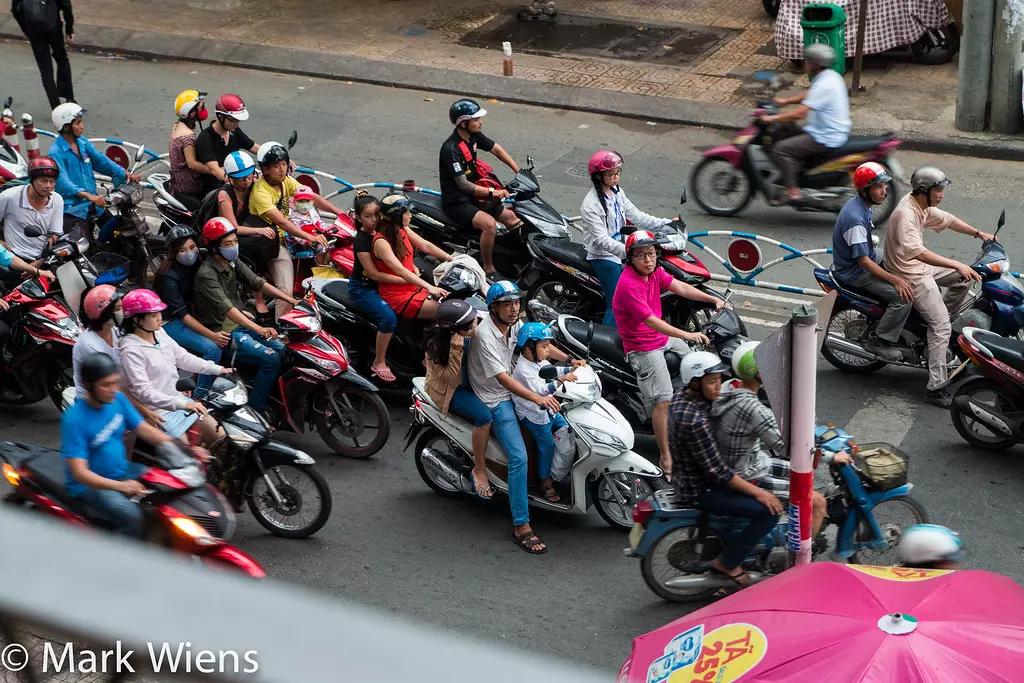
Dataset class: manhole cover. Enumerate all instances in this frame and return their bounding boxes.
[565,162,590,178]
[461,12,739,67]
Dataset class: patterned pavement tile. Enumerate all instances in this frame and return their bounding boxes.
[552,71,601,87]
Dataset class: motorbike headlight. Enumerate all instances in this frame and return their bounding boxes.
[222,420,260,445]
[221,381,248,406]
[298,350,341,374]
[168,462,206,488]
[575,423,628,453]
[987,258,1010,274]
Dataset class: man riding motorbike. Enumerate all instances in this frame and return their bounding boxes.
[831,162,913,361]
[883,166,993,408]
[0,156,64,265]
[194,93,261,195]
[670,351,781,586]
[760,44,850,204]
[897,524,964,570]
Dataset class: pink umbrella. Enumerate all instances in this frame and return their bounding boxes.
[617,562,1024,683]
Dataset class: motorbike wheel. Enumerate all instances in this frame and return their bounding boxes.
[131,249,162,289]
[911,23,960,65]
[313,385,390,458]
[950,378,1020,451]
[48,356,75,413]
[639,525,721,602]
[592,473,668,531]
[690,157,754,217]
[761,0,780,18]
[524,278,603,325]
[246,464,332,539]
[820,304,886,374]
[849,495,928,566]
[414,429,468,498]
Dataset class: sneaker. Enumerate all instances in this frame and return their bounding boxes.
[864,335,902,362]
[925,388,953,409]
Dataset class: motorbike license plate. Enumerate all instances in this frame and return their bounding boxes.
[629,523,645,550]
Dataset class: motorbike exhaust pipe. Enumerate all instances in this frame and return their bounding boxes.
[953,395,1016,437]
[421,448,474,494]
[824,335,883,363]
[664,570,769,590]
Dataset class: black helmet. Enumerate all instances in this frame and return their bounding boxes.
[449,98,486,125]
[380,192,413,221]
[256,141,289,167]
[80,352,119,384]
[166,224,195,244]
[436,299,476,330]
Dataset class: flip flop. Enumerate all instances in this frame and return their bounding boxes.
[710,565,751,586]
[471,471,495,500]
[370,366,397,383]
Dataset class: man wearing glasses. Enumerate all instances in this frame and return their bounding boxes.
[612,230,728,478]
[194,93,261,195]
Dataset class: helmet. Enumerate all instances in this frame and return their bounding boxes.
[897,524,965,566]
[293,186,315,202]
[380,192,413,221]
[911,166,951,195]
[51,102,84,130]
[83,284,121,321]
[804,43,836,68]
[853,162,891,191]
[223,150,256,178]
[166,224,196,245]
[449,98,486,125]
[28,156,59,180]
[679,351,729,385]
[731,340,760,380]
[517,322,553,348]
[202,217,237,245]
[80,352,119,384]
[625,230,659,254]
[121,289,167,319]
[174,89,207,121]
[256,141,289,167]
[587,150,623,176]
[436,299,476,330]
[214,93,249,121]
[485,280,525,306]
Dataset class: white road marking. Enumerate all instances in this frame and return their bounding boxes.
[738,315,785,329]
[734,289,815,306]
[841,390,919,447]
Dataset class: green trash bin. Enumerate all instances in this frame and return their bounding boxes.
[800,3,846,75]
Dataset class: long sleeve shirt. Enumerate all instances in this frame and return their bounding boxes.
[579,186,672,263]
[118,329,222,411]
[512,357,570,425]
[670,390,735,506]
[11,0,73,36]
[49,135,127,219]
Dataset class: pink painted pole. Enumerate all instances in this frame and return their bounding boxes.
[787,306,818,564]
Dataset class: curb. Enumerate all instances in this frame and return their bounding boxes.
[3,17,1022,160]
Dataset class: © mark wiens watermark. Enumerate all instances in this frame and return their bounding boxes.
[0,640,259,675]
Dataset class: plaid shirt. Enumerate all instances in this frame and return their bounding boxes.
[711,388,786,482]
[670,390,735,506]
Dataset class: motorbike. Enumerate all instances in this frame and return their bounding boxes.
[950,326,1024,451]
[150,171,193,235]
[230,292,391,458]
[0,97,28,185]
[405,363,665,530]
[404,155,573,281]
[626,425,927,602]
[689,73,904,222]
[0,439,266,578]
[817,210,1022,375]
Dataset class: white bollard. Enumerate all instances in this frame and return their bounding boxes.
[787,305,818,564]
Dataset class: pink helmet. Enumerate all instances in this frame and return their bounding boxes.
[214,93,249,121]
[83,284,120,321]
[293,186,315,201]
[588,150,623,176]
[121,289,167,319]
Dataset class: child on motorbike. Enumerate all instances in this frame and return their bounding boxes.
[284,185,325,260]
[511,323,585,501]
[424,298,494,499]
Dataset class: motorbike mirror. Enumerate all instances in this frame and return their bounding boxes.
[23,225,43,238]
[134,146,146,163]
[997,209,1006,232]
[526,155,534,170]
[2,97,10,109]
[175,378,196,393]
[679,187,687,205]
[538,365,560,381]
[288,130,298,149]
[585,321,595,360]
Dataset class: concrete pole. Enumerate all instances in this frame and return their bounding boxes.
[787,306,817,565]
[989,0,1024,133]
[955,0,995,131]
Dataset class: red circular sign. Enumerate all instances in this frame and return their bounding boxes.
[728,238,762,273]
[295,174,320,195]
[104,145,130,170]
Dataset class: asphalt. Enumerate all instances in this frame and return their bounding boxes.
[1,45,1024,675]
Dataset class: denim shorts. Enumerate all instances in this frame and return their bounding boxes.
[158,409,199,439]
[347,277,398,334]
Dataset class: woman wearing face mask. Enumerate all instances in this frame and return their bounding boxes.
[117,289,232,446]
[168,90,210,210]
[154,225,229,397]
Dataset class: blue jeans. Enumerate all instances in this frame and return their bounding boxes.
[522,413,568,480]
[229,328,286,411]
[697,486,781,570]
[589,258,621,327]
[76,462,148,538]
[348,278,398,334]
[163,318,223,395]
[491,400,530,526]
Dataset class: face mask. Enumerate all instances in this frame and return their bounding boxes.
[113,311,124,325]
[177,250,199,267]
[294,200,313,214]
[219,245,239,262]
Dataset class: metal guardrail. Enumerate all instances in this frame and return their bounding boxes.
[686,230,829,297]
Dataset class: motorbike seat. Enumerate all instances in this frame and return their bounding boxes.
[535,237,595,276]
[320,279,361,313]
[810,134,898,162]
[0,441,88,514]
[406,191,457,226]
[827,269,882,305]
[563,317,628,369]
[980,334,1024,372]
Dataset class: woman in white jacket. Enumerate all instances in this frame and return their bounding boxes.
[580,150,675,326]
[117,289,231,447]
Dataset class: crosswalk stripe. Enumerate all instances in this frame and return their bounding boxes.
[842,390,919,447]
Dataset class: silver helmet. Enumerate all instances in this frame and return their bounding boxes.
[804,43,836,68]
[910,166,951,195]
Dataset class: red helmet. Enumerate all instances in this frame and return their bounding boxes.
[83,284,120,321]
[214,93,249,121]
[28,156,59,180]
[588,150,623,176]
[625,230,658,253]
[121,289,166,319]
[202,217,237,245]
[853,162,891,191]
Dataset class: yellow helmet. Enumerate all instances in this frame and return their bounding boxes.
[174,89,207,121]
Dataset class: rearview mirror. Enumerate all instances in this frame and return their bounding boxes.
[680,187,688,205]
[3,97,11,109]
[23,226,43,238]
[134,146,146,163]
[175,378,196,393]
[288,130,298,149]
[998,209,1006,229]
[538,365,559,381]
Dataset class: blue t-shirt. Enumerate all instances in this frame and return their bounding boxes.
[61,392,142,497]
[832,196,876,283]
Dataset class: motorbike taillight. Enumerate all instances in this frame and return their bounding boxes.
[632,500,654,526]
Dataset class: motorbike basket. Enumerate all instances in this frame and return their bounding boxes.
[851,442,908,492]
[90,252,132,286]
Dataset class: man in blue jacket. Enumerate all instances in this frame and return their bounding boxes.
[48,102,139,239]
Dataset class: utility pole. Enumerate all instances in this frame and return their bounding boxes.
[954,0,995,131]
[989,0,1024,133]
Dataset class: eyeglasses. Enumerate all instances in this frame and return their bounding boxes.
[632,251,658,262]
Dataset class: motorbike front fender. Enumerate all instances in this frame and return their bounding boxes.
[834,483,915,559]
[253,439,316,468]
[594,451,662,478]
[201,544,266,578]
[330,368,378,393]
[702,145,744,168]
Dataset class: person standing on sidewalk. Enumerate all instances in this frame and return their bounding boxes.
[11,0,76,110]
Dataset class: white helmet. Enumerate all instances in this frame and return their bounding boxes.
[51,103,84,131]
[679,351,729,386]
[897,524,964,566]
[223,150,255,179]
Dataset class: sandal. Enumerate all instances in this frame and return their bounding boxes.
[710,565,751,586]
[471,470,494,500]
[370,366,397,383]
[513,529,547,554]
[540,483,561,503]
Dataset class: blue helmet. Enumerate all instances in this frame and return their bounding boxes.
[517,322,553,348]
[485,280,524,306]
[898,524,965,566]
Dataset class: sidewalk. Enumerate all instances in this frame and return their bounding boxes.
[3,0,1021,159]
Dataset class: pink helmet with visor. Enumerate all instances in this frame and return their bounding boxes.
[588,150,623,176]
[121,289,167,319]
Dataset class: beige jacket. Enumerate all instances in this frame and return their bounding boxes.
[424,334,466,416]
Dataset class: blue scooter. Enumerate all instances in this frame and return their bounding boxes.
[625,426,928,602]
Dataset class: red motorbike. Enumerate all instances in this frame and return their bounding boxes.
[950,326,1024,452]
[0,439,265,577]
[287,213,359,297]
[0,275,80,410]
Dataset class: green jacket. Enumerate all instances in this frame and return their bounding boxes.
[193,257,266,333]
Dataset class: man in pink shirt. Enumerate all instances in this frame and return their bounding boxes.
[883,166,994,407]
[613,230,727,475]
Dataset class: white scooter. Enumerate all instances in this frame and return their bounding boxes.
[405,363,665,530]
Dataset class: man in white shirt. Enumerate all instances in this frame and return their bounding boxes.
[761,43,851,203]
[0,156,65,263]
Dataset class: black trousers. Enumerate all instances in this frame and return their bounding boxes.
[27,25,74,109]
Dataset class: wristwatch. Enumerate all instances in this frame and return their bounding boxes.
[488,188,494,198]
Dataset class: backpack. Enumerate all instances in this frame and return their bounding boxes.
[457,138,503,210]
[20,0,59,34]
[192,185,230,239]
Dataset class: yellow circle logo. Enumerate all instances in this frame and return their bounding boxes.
[646,623,768,683]
[847,565,953,581]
